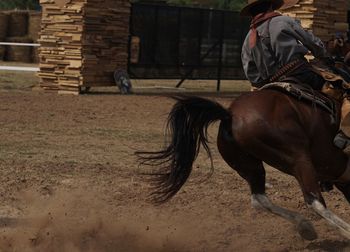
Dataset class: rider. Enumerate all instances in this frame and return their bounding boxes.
[240,0,350,153]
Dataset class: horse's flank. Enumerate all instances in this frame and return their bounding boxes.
[230,89,346,181]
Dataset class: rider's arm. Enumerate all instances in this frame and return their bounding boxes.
[283,17,327,58]
[241,38,263,86]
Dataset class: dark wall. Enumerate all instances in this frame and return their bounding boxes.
[129,3,250,80]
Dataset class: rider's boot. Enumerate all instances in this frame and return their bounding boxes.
[334,97,350,153]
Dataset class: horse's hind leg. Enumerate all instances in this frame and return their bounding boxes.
[294,153,350,239]
[335,182,350,203]
[217,125,317,240]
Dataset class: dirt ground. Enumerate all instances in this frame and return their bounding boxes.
[1,73,350,251]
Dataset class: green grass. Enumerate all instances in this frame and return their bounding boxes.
[0,62,39,90]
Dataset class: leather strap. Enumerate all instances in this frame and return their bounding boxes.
[269,59,306,82]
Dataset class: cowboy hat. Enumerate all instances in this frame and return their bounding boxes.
[240,0,299,16]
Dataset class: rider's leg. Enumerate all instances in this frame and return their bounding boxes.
[334,96,350,150]
[318,79,350,151]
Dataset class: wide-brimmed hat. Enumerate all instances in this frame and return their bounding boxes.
[240,0,299,16]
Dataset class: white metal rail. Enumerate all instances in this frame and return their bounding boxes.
[0,66,39,72]
[0,42,40,72]
[0,42,40,47]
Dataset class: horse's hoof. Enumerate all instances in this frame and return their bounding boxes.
[297,220,318,241]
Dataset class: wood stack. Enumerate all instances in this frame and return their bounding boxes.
[0,13,9,39]
[38,0,85,93]
[0,10,41,62]
[282,0,348,41]
[82,0,130,88]
[38,0,131,95]
[28,12,42,42]
[0,13,8,61]
[7,11,28,37]
[5,36,33,62]
[29,12,42,63]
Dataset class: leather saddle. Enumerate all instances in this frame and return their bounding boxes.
[260,82,339,124]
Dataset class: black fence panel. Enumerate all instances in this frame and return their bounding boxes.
[128,3,250,80]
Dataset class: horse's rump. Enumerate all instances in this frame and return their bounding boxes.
[229,88,345,180]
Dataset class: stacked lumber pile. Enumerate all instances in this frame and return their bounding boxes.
[29,12,42,63]
[0,13,9,39]
[282,0,348,41]
[0,10,41,62]
[81,0,130,88]
[38,0,85,93]
[38,0,131,94]
[6,11,32,62]
[28,12,42,42]
[8,11,28,37]
[0,13,8,60]
[6,36,33,62]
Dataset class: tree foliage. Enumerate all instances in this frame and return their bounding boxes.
[137,0,246,11]
[1,0,246,11]
[0,0,40,10]
[225,0,246,11]
[211,0,246,10]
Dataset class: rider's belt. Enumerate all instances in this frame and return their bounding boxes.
[269,59,306,83]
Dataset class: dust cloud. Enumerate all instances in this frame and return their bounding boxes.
[0,189,186,252]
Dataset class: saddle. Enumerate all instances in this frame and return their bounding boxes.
[259,82,339,124]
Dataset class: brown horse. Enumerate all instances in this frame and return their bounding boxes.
[137,91,350,240]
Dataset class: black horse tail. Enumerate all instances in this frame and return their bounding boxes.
[136,96,232,203]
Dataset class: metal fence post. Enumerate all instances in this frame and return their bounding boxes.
[216,12,225,91]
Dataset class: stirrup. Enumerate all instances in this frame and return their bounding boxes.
[334,131,350,149]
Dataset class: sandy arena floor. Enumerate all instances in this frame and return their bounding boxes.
[0,74,350,251]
